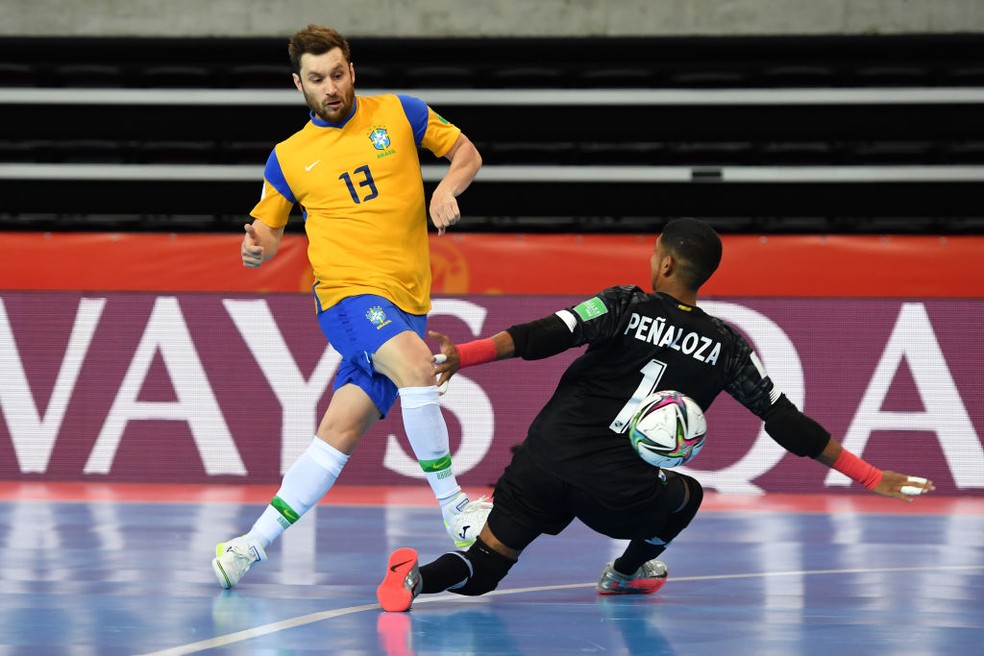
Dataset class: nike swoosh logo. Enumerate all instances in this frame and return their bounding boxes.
[305,160,320,171]
[390,559,412,572]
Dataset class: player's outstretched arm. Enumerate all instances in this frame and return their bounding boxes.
[814,436,936,502]
[428,329,515,389]
[428,313,575,388]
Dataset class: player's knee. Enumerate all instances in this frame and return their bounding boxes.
[449,538,516,596]
[410,361,441,388]
[391,358,442,390]
[649,473,703,545]
[375,337,437,388]
[679,474,703,518]
[668,472,703,530]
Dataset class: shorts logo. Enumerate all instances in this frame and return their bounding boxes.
[369,128,391,150]
[366,305,392,330]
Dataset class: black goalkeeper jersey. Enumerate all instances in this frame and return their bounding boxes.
[523,285,781,505]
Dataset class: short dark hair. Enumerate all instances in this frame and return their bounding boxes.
[660,218,722,290]
[288,25,352,73]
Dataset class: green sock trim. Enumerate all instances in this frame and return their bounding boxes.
[271,496,300,524]
[419,454,453,473]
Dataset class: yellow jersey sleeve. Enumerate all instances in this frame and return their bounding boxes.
[250,150,295,229]
[418,101,463,158]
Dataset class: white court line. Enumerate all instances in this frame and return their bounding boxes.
[137,563,984,656]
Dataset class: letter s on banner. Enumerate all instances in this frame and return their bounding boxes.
[681,302,805,494]
[382,299,495,478]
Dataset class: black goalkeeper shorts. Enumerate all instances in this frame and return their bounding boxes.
[487,444,686,552]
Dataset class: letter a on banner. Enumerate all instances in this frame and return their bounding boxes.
[828,302,984,489]
[84,297,246,476]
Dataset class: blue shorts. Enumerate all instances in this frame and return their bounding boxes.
[317,294,427,417]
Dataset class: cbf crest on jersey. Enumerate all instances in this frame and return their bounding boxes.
[366,305,392,329]
[369,128,391,150]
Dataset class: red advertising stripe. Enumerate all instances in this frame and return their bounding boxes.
[1,232,981,297]
[1,232,314,293]
[431,233,984,298]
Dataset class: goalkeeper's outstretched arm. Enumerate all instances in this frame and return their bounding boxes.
[428,313,576,388]
[814,435,936,502]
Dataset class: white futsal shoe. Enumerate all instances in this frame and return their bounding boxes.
[212,536,267,589]
[444,494,493,549]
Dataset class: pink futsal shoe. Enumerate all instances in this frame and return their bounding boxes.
[378,548,422,612]
[596,559,668,595]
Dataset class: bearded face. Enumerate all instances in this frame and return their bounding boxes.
[293,49,356,123]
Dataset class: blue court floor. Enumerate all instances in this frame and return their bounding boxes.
[0,484,982,655]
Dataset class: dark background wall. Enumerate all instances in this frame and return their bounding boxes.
[2,1,983,234]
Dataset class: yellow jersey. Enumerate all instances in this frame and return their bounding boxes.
[250,94,462,314]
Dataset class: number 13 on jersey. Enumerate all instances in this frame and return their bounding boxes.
[339,164,378,204]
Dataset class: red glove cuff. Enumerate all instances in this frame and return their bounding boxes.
[832,448,883,490]
[456,338,497,369]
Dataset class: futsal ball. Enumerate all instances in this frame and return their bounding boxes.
[628,390,706,468]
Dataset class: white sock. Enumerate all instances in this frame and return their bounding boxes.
[246,437,348,547]
[399,385,464,509]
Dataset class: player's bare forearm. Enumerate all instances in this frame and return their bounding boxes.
[813,435,841,467]
[430,135,482,234]
[439,135,482,197]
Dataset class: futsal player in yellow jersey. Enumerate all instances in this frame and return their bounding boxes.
[212,24,487,589]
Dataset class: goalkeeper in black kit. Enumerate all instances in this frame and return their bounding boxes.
[376,217,936,612]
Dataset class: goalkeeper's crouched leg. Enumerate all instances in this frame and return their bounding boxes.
[654,472,704,545]
[448,538,516,596]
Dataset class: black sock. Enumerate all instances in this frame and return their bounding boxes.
[613,540,666,576]
[419,552,470,594]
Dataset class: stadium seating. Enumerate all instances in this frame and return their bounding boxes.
[0,34,981,233]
